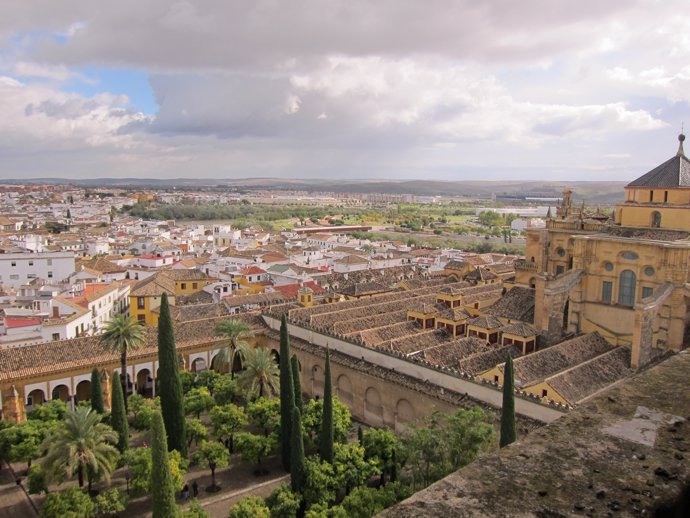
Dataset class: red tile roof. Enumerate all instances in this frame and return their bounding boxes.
[272,281,325,299]
[238,266,267,276]
[5,317,42,329]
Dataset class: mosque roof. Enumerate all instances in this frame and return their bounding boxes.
[627,134,690,188]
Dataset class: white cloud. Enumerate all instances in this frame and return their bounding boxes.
[0,0,688,180]
[0,74,149,149]
[13,61,73,81]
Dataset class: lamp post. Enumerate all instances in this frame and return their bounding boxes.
[124,470,130,496]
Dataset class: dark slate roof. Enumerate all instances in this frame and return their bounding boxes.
[627,135,690,187]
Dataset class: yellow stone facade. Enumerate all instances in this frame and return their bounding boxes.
[517,134,690,362]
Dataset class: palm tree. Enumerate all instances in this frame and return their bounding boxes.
[101,314,147,397]
[236,345,280,399]
[42,407,120,491]
[214,319,253,377]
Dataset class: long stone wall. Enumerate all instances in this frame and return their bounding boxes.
[262,314,565,424]
[262,329,543,435]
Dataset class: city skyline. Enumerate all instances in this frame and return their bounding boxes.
[1,1,689,181]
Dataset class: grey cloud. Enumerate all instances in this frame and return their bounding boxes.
[0,0,687,181]
[16,0,642,70]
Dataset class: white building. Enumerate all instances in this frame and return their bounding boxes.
[0,252,75,289]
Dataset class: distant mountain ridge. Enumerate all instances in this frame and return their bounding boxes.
[0,177,626,202]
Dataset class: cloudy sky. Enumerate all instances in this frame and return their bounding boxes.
[1,0,689,181]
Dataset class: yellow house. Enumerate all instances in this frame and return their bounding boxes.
[129,269,215,326]
[436,286,465,308]
[435,307,471,337]
[466,316,503,344]
[407,304,439,329]
[130,274,176,327]
[500,322,537,354]
[163,269,215,296]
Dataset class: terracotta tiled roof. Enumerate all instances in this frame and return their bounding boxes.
[468,315,503,330]
[0,314,263,383]
[153,302,232,322]
[508,332,614,388]
[500,322,538,337]
[238,266,267,276]
[412,336,490,368]
[338,281,389,297]
[485,287,536,323]
[379,328,452,355]
[223,292,287,308]
[357,321,422,346]
[67,283,120,307]
[465,268,498,282]
[444,260,469,270]
[130,273,176,297]
[272,282,324,299]
[160,269,213,281]
[4,317,41,329]
[457,344,521,376]
[77,257,125,274]
[543,346,632,405]
[437,307,471,322]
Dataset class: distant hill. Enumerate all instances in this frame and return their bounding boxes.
[1,177,626,203]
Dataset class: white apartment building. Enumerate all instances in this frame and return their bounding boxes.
[0,252,75,288]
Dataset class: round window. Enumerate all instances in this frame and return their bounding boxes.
[556,247,566,257]
[644,266,655,276]
[604,262,614,272]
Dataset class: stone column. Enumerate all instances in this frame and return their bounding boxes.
[2,386,26,424]
[102,370,112,411]
[631,307,654,370]
[533,275,549,333]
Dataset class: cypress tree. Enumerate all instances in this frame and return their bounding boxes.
[157,293,187,456]
[110,371,128,452]
[290,354,302,413]
[290,407,305,494]
[151,410,179,518]
[499,354,517,448]
[90,368,104,414]
[279,315,295,471]
[319,348,334,463]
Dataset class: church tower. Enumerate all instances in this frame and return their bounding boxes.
[615,134,690,230]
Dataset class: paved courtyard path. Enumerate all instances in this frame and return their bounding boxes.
[0,463,37,518]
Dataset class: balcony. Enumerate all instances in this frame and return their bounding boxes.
[515,259,538,272]
[546,220,607,232]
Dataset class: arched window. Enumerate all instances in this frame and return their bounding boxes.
[618,270,636,306]
[651,211,661,228]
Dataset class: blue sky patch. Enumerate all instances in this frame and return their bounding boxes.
[64,67,158,115]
